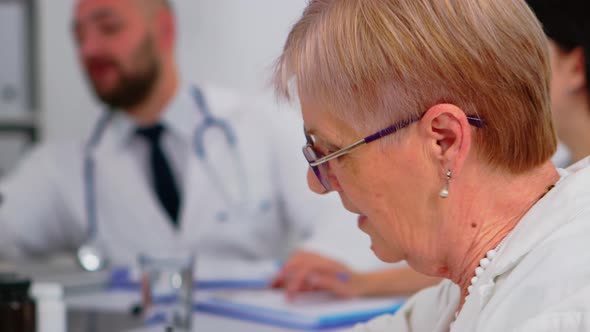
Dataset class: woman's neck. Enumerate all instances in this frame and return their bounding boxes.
[442,161,560,309]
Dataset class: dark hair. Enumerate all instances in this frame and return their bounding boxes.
[526,0,590,96]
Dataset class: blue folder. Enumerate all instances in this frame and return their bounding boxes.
[194,290,405,330]
[109,267,404,330]
[108,266,269,291]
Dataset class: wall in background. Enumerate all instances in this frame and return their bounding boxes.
[0,0,36,174]
[37,0,307,141]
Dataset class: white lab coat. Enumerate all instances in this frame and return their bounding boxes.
[0,83,383,273]
[350,157,590,332]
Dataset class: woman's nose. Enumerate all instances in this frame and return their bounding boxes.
[307,168,328,194]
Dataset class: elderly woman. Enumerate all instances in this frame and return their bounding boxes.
[274,0,590,302]
[273,0,590,331]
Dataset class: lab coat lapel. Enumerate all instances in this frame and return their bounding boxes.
[179,132,242,236]
[176,151,201,242]
[91,125,177,252]
[167,84,208,235]
[177,85,252,244]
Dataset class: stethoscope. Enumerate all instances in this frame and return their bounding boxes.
[77,85,249,272]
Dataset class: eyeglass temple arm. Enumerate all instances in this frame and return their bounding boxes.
[309,139,366,167]
[365,115,484,144]
[467,116,485,128]
[364,116,420,144]
[308,115,483,167]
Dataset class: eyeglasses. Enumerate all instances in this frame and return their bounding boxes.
[303,115,485,191]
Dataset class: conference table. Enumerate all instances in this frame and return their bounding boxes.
[68,305,347,332]
[1,258,355,332]
[66,288,348,332]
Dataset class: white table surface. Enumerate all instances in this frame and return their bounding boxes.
[66,289,349,332]
[126,312,348,332]
[0,258,357,332]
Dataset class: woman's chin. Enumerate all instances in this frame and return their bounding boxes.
[370,242,402,263]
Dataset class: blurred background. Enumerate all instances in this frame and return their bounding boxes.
[0,0,308,175]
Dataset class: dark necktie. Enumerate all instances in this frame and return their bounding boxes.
[136,124,181,226]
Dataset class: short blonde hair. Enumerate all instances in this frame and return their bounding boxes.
[274,0,556,173]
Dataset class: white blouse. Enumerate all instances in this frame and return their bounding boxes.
[350,157,590,332]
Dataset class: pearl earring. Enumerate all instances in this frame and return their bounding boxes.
[439,170,452,198]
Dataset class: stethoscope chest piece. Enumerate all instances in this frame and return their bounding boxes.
[77,242,108,272]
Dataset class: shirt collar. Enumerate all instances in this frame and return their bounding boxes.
[161,83,203,145]
[105,82,203,150]
[491,157,590,276]
[457,158,590,316]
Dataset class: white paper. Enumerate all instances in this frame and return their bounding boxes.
[203,289,404,317]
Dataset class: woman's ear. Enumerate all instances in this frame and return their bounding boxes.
[419,104,472,175]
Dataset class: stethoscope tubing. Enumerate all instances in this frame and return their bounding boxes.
[83,112,112,239]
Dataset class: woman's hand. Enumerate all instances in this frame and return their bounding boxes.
[272,251,442,300]
[271,251,365,300]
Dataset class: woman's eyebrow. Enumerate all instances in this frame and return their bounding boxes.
[305,126,345,150]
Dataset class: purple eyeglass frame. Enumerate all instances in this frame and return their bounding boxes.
[303,115,485,191]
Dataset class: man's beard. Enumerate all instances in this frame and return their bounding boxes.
[87,36,161,110]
